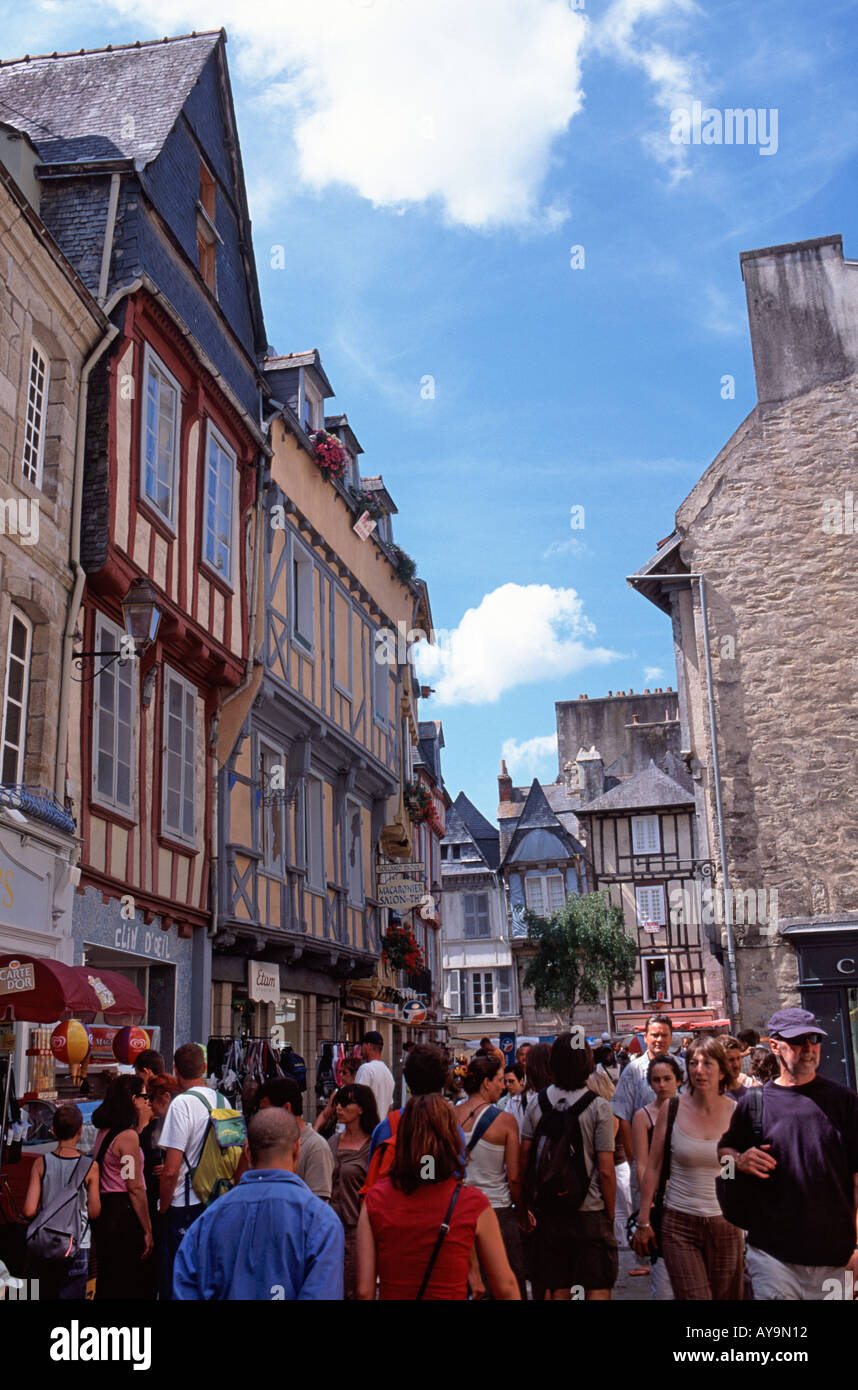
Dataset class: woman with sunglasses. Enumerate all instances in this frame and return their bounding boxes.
[328,1082,380,1298]
[91,1073,155,1300]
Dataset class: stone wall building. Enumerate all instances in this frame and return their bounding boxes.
[0,127,105,1090]
[631,234,858,1088]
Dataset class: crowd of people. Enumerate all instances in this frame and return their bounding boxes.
[18,1008,858,1301]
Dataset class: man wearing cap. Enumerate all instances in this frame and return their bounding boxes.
[718,1007,858,1300]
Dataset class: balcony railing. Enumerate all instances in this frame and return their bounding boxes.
[0,784,76,835]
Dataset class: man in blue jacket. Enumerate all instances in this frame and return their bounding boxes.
[173,1108,344,1300]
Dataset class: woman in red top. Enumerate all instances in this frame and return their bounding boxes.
[356,1094,520,1300]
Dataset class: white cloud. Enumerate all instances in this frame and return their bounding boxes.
[414,582,619,705]
[701,284,747,337]
[644,665,665,683]
[94,0,700,227]
[542,536,587,560]
[502,732,558,779]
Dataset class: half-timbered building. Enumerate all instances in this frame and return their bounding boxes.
[212,355,433,1096]
[0,33,269,1054]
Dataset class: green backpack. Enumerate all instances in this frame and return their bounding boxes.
[184,1090,247,1207]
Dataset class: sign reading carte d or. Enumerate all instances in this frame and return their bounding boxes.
[0,959,35,995]
[377,878,426,909]
[249,959,280,1004]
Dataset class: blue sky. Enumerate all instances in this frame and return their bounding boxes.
[5,0,858,821]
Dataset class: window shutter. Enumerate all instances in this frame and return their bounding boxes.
[636,885,666,926]
[446,970,461,1015]
[497,966,512,1015]
[632,815,661,854]
[463,893,476,938]
[476,894,490,937]
[524,877,545,912]
[547,875,565,910]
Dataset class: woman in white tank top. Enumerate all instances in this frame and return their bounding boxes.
[458,1054,526,1297]
[632,1037,743,1300]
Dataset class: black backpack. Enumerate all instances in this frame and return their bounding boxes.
[525,1088,597,1216]
[715,1087,766,1230]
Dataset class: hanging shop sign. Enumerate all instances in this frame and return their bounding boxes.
[377,860,424,877]
[248,960,281,1005]
[377,878,426,909]
[401,999,427,1025]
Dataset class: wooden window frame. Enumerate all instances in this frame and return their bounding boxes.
[140,343,181,531]
[21,342,49,488]
[161,666,197,846]
[202,421,236,586]
[0,609,33,785]
[91,612,136,817]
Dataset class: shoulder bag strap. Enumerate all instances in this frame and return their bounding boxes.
[466,1105,501,1155]
[748,1086,764,1146]
[659,1095,680,1191]
[416,1182,463,1301]
[95,1128,121,1168]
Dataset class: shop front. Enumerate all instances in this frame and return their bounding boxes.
[72,884,199,1062]
[210,953,340,1117]
[0,807,77,1095]
[781,918,858,1091]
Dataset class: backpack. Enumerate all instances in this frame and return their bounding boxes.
[715,1087,766,1231]
[26,1154,91,1267]
[280,1046,307,1092]
[525,1088,597,1217]
[360,1109,402,1195]
[184,1091,247,1207]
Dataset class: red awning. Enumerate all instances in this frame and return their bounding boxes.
[82,968,145,1024]
[0,955,144,1024]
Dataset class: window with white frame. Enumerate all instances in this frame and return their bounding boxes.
[445,969,461,1016]
[162,668,196,842]
[92,613,135,815]
[631,814,661,854]
[305,776,325,891]
[472,970,494,1017]
[1,610,32,784]
[643,956,671,1002]
[301,379,322,434]
[292,544,315,652]
[635,884,666,927]
[203,424,235,582]
[21,343,49,486]
[463,892,491,939]
[524,873,566,914]
[345,797,363,905]
[260,742,285,873]
[141,346,180,526]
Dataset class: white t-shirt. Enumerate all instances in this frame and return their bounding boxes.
[159,1085,224,1208]
[355,1059,394,1121]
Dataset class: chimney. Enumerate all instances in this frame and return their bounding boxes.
[741,235,858,404]
[498,759,512,803]
[576,745,604,803]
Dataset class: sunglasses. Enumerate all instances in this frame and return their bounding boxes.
[777,1034,822,1047]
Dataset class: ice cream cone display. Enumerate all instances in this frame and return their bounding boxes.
[111,1025,150,1065]
[50,1019,92,1068]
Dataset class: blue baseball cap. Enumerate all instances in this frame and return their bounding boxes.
[767,1007,827,1040]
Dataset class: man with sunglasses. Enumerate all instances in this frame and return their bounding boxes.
[719,1007,858,1300]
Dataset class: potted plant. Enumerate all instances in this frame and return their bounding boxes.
[350,487,387,521]
[389,543,417,585]
[381,918,425,972]
[404,780,433,824]
[310,429,348,483]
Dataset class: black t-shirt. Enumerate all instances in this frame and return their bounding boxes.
[719,1076,858,1266]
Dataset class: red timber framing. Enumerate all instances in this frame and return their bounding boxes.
[75,288,258,932]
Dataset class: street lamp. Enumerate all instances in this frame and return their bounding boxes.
[72,579,163,681]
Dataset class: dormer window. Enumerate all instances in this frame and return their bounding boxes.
[197,159,219,294]
[301,379,322,434]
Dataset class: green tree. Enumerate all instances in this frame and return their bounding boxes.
[522,890,637,1023]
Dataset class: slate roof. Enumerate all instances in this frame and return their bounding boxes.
[0,33,221,167]
[501,779,586,866]
[579,759,693,814]
[443,792,500,870]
